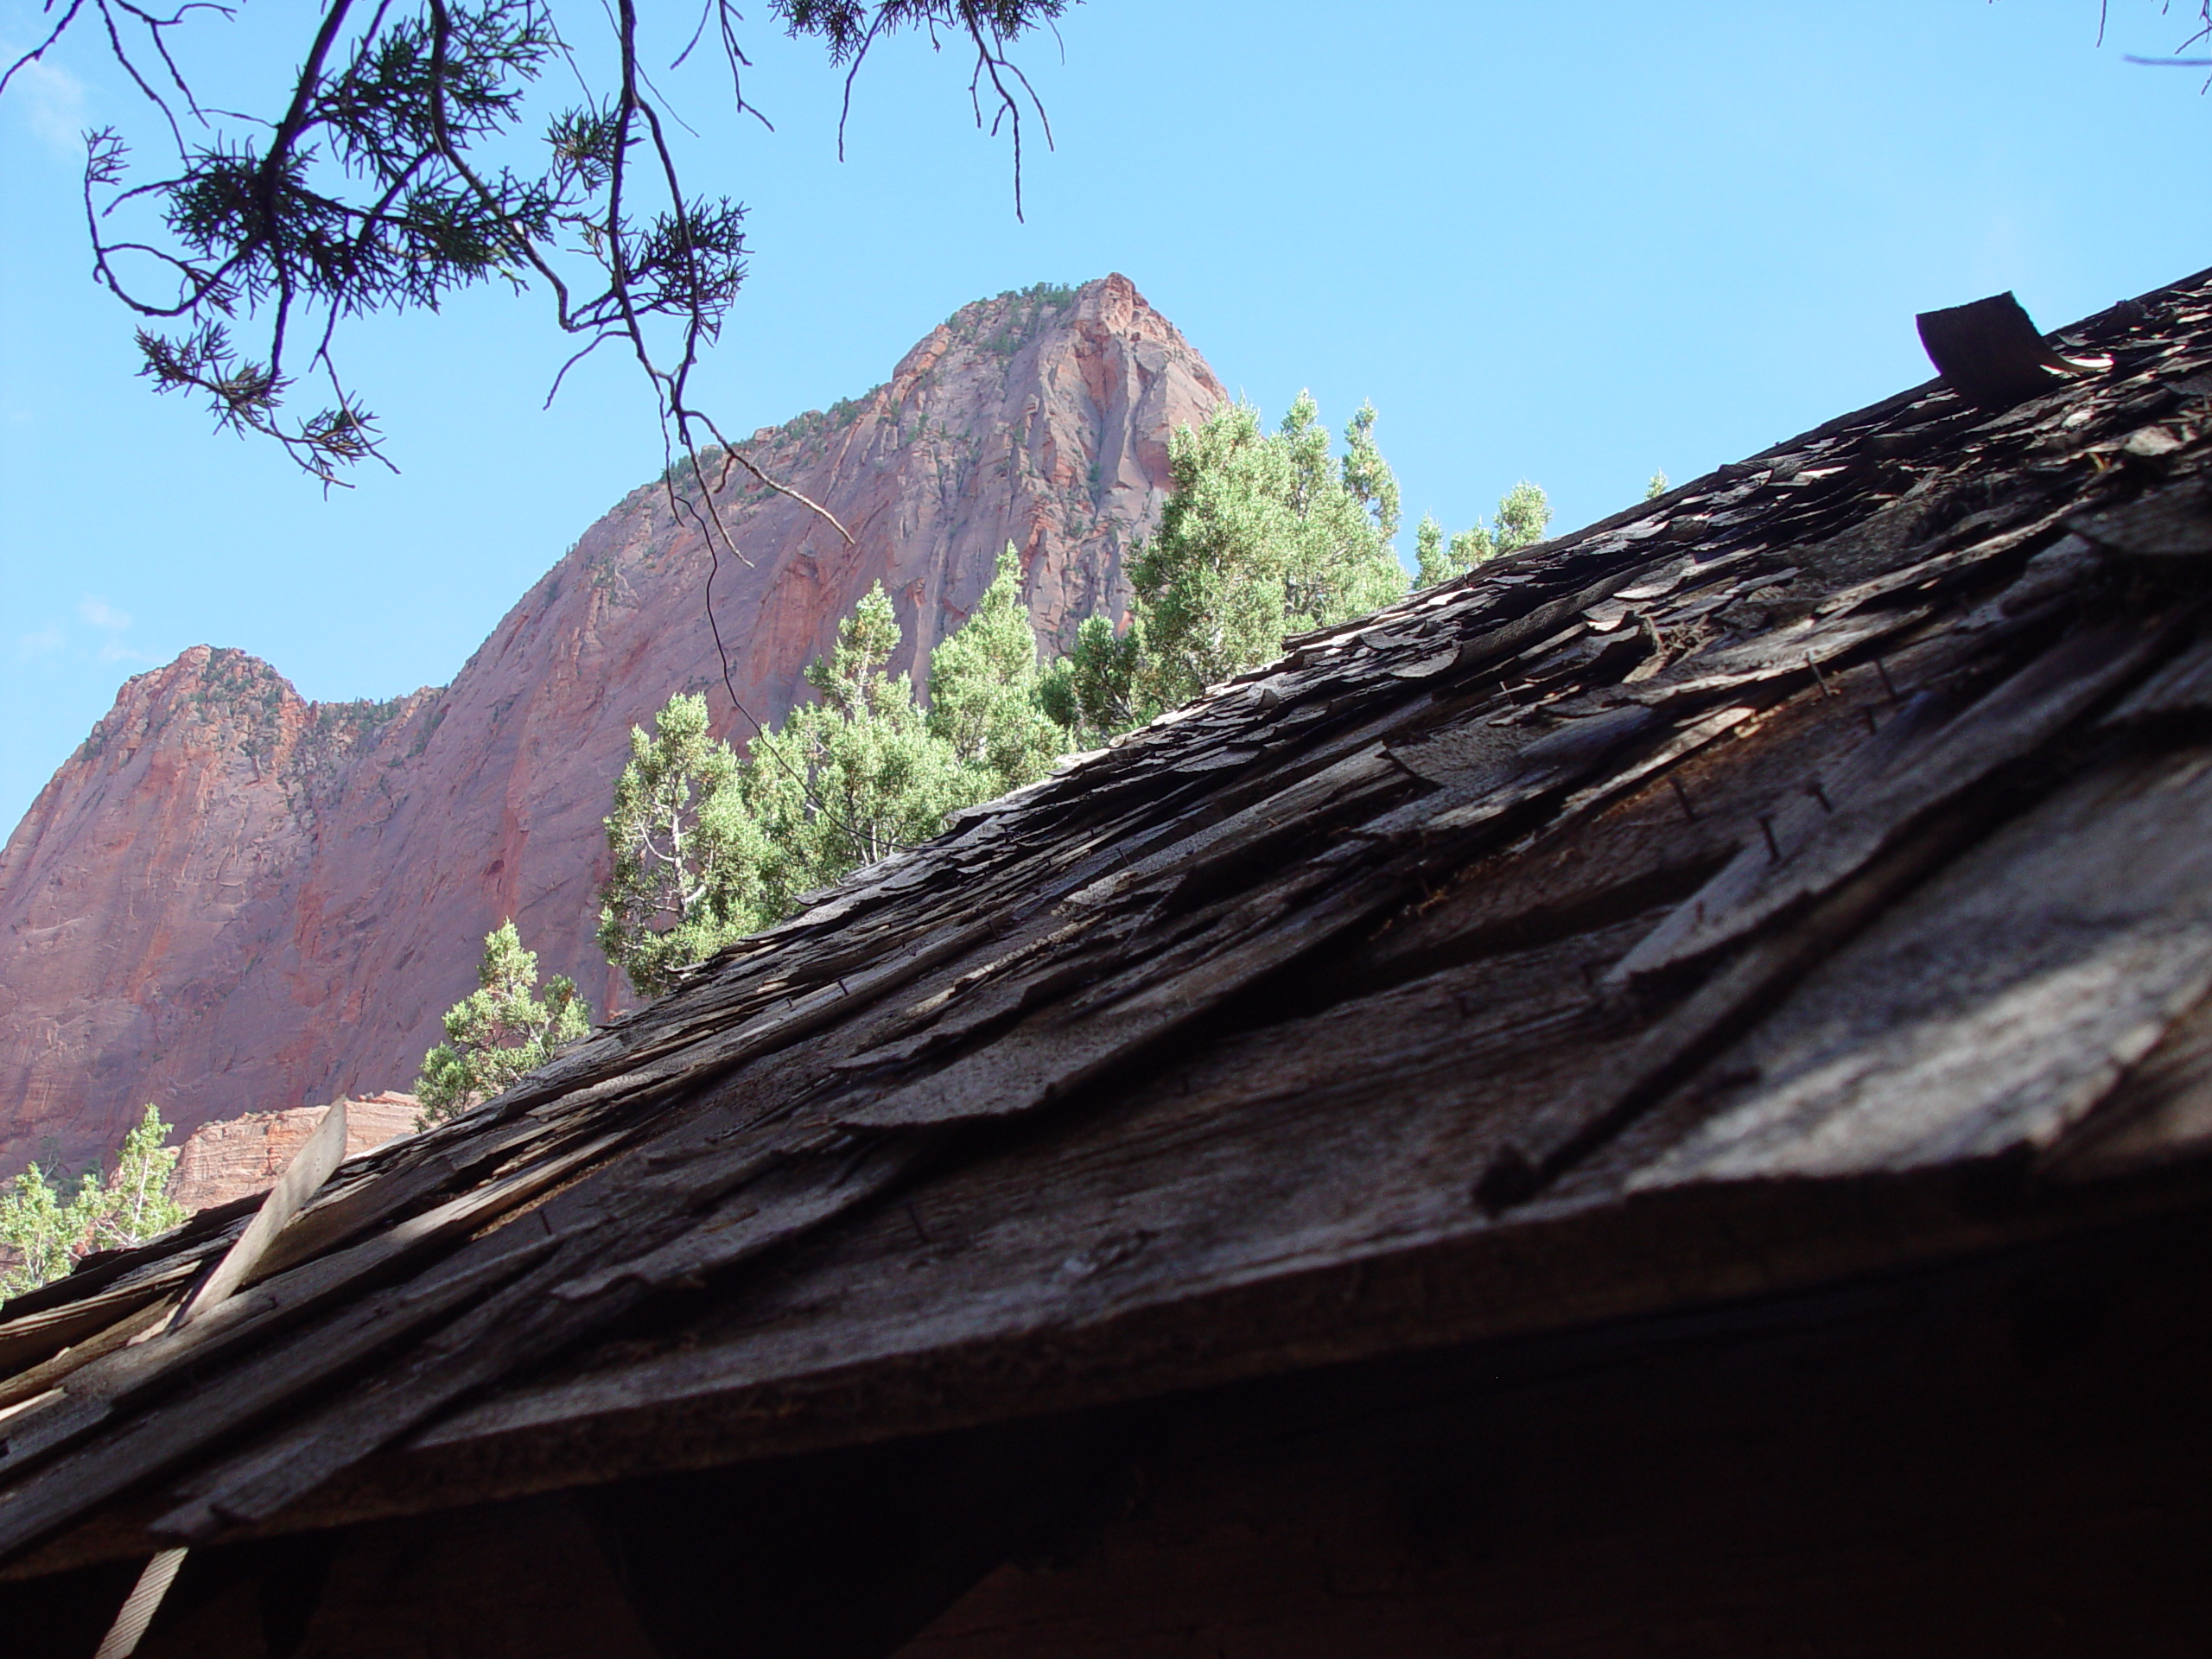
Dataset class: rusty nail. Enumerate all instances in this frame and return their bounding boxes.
[1806,779,1833,813]
[1669,774,1699,822]
[1757,813,1783,862]
[1808,653,1834,696]
[1861,706,1880,735]
[1874,656,1901,705]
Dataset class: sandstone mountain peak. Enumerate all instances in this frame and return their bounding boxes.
[0,275,1224,1173]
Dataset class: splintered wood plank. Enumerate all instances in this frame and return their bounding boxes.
[154,664,1726,1526]
[0,1189,262,1355]
[1355,690,1725,848]
[1611,619,2170,985]
[1474,801,1988,1211]
[172,1097,349,1330]
[1334,677,1896,991]
[483,913,1004,1118]
[2104,626,2212,724]
[395,918,1668,1466]
[840,860,1410,1131]
[2045,979,2212,1180]
[353,862,2212,1533]
[38,566,2064,1552]
[2069,477,2212,557]
[0,1232,560,1564]
[0,1120,641,1493]
[10,804,1405,1553]
[1,287,2205,1582]
[1633,744,2212,1186]
[148,1139,931,1543]
[11,1052,912,1555]
[0,1298,175,1417]
[0,1257,210,1385]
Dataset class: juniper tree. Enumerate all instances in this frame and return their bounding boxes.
[1412,481,1554,588]
[926,545,1065,794]
[413,922,592,1126]
[1037,613,1143,749]
[747,583,969,894]
[0,1106,190,1298]
[82,1106,194,1254]
[1270,393,1410,638]
[0,1160,74,1299]
[601,563,1064,995]
[597,693,771,997]
[1049,393,1408,736]
[1494,480,1554,552]
[1338,401,1402,547]
[1413,514,1504,588]
[2,2,1071,487]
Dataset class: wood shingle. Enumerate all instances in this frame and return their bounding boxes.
[8,267,2212,1656]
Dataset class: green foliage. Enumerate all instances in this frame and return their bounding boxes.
[1414,514,1445,587]
[44,2,1072,481]
[660,444,729,491]
[1338,401,1402,543]
[0,1106,190,1299]
[1038,613,1144,747]
[1007,280,1078,309]
[596,694,773,996]
[1447,526,1492,574]
[181,647,292,764]
[926,547,1065,794]
[1413,481,1555,588]
[1645,470,1670,500]
[745,584,972,899]
[0,1159,79,1300]
[1052,394,1409,739]
[92,1107,193,1253]
[1493,481,1554,553]
[0,1162,71,1298]
[1268,393,1410,633]
[945,282,1082,355]
[599,558,1064,995]
[413,923,592,1128]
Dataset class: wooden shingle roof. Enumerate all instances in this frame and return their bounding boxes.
[6,266,2212,1582]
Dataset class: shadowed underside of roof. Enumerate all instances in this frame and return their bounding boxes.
[6,265,2212,1583]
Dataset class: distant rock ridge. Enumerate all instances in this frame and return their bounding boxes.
[168,1092,422,1214]
[0,274,1225,1173]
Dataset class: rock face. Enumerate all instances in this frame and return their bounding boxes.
[0,276,1224,1173]
[168,1092,422,1213]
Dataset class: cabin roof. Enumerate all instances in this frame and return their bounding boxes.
[7,266,2212,1580]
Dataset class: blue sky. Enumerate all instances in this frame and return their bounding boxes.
[1,0,2205,833]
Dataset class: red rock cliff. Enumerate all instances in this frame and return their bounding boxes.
[168,1092,422,1213]
[0,276,1224,1172]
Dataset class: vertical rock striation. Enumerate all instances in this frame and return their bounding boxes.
[0,276,1224,1172]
